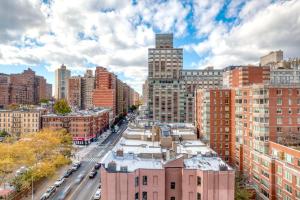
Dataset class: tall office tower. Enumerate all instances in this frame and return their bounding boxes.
[93,67,117,117]
[67,76,82,109]
[46,83,52,99]
[82,70,95,109]
[148,33,183,122]
[133,91,140,105]
[195,88,232,164]
[222,65,270,88]
[55,64,71,100]
[148,34,223,123]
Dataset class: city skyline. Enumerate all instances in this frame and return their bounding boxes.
[1,0,300,93]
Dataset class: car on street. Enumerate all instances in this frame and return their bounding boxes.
[72,161,81,171]
[57,185,72,200]
[94,163,101,170]
[89,170,97,179]
[75,173,85,184]
[40,186,56,199]
[93,189,101,200]
[63,169,73,178]
[54,177,65,187]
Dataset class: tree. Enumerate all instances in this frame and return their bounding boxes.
[53,99,71,115]
[40,98,49,104]
[0,129,73,191]
[0,130,9,137]
[235,173,252,200]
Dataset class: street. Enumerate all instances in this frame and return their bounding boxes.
[44,121,127,200]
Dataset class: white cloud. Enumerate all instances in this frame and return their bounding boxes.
[187,0,300,69]
[193,0,225,36]
[0,0,190,93]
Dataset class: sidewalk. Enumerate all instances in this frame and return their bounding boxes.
[22,142,98,200]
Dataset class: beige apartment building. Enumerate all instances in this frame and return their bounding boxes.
[0,109,42,136]
[147,34,222,123]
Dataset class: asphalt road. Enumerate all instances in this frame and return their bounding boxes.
[46,121,128,200]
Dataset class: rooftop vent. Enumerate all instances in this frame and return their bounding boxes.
[107,161,117,172]
[219,164,228,171]
[116,149,124,157]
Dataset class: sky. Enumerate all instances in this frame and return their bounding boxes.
[0,0,300,94]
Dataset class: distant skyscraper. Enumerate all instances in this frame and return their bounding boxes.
[55,64,71,100]
[67,76,82,109]
[46,83,52,99]
[82,70,95,109]
[93,67,117,117]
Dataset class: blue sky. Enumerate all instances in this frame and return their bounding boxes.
[0,0,300,94]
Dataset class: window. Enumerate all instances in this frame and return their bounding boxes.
[277,98,282,105]
[142,192,147,200]
[284,171,292,182]
[135,192,139,200]
[285,184,292,193]
[197,176,201,186]
[170,197,175,200]
[197,193,201,200]
[277,177,282,186]
[143,176,148,185]
[277,117,283,125]
[277,108,282,114]
[285,154,293,163]
[135,176,139,187]
[170,182,175,189]
[297,176,300,187]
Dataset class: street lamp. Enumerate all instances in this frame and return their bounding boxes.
[31,174,33,200]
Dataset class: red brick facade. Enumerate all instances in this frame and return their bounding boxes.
[42,109,109,145]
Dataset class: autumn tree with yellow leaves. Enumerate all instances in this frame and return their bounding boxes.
[0,129,73,191]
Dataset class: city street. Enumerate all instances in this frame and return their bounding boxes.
[46,121,127,200]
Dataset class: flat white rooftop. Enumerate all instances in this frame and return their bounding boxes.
[101,136,231,172]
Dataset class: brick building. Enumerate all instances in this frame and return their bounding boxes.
[222,65,270,88]
[195,88,232,163]
[42,108,109,145]
[100,122,234,200]
[0,109,42,136]
[67,76,82,109]
[92,67,137,118]
[93,67,117,117]
[231,85,300,199]
[0,69,51,108]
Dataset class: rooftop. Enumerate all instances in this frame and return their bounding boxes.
[101,126,232,172]
[43,108,110,117]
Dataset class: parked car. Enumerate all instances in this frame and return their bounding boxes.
[63,169,73,178]
[54,177,65,187]
[40,186,56,199]
[89,170,97,179]
[72,161,81,171]
[94,163,101,170]
[93,189,101,200]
